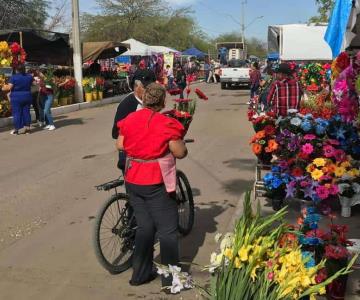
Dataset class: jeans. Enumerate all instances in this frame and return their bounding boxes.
[126,182,179,286]
[10,93,32,130]
[43,94,54,125]
[250,84,260,99]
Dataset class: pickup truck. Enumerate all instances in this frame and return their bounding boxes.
[219,59,251,89]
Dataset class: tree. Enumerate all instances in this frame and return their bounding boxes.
[46,0,70,32]
[0,0,49,30]
[309,0,335,23]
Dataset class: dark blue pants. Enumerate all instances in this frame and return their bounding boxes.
[11,94,32,130]
[126,182,179,286]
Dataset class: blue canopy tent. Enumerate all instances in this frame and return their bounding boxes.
[267,52,280,61]
[182,47,206,59]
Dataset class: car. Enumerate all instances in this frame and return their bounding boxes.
[219,59,251,89]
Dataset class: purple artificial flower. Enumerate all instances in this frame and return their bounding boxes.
[285,182,296,199]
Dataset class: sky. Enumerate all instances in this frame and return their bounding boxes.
[78,0,319,41]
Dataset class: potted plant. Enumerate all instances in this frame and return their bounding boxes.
[82,77,94,102]
[95,77,105,100]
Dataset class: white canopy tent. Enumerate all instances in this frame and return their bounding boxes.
[149,45,180,54]
[120,38,157,56]
[345,0,360,50]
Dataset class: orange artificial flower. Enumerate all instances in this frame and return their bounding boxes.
[268,139,278,151]
[327,164,336,173]
[252,143,262,155]
[255,130,266,139]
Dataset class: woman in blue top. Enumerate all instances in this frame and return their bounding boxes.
[3,64,33,135]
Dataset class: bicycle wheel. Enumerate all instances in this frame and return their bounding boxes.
[93,193,135,274]
[176,170,195,236]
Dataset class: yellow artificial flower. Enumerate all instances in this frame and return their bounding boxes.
[348,168,360,177]
[311,169,324,181]
[334,166,346,177]
[234,257,241,269]
[313,158,326,167]
[250,264,260,281]
[340,161,351,168]
[224,248,233,260]
[319,287,326,295]
[238,246,249,262]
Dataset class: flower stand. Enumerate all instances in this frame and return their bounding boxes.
[339,193,360,217]
[253,159,271,200]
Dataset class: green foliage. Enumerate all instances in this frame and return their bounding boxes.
[0,0,49,30]
[309,0,335,23]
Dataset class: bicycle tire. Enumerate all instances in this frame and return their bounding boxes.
[93,193,134,274]
[176,170,195,236]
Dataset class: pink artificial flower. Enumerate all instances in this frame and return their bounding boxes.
[328,184,339,196]
[328,139,340,146]
[316,185,330,200]
[323,145,336,158]
[302,143,314,155]
[334,149,346,162]
[300,180,310,188]
[304,134,316,140]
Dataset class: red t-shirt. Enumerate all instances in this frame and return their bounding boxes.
[118,108,185,185]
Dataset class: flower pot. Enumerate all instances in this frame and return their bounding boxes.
[85,92,93,102]
[59,97,68,106]
[339,193,360,217]
[257,152,272,165]
[92,91,98,101]
[68,94,74,105]
[97,91,103,100]
[326,259,348,300]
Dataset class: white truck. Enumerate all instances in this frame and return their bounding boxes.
[268,24,332,61]
[219,59,251,89]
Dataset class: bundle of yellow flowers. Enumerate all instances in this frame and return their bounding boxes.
[0,41,12,67]
[208,192,356,300]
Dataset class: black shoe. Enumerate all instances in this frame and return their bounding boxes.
[129,273,157,286]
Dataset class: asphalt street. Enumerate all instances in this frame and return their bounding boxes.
[0,83,255,300]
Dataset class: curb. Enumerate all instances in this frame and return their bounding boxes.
[0,94,128,129]
[226,192,246,232]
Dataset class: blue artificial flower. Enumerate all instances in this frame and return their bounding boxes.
[301,120,312,132]
[264,173,274,184]
[272,178,283,189]
[306,207,316,214]
[302,251,316,269]
[299,236,322,246]
[271,166,281,173]
[304,213,321,224]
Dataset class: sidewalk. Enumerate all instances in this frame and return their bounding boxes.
[0,94,128,129]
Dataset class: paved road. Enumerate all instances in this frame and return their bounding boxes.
[0,83,255,299]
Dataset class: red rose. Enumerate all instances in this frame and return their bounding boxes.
[291,167,304,177]
[264,125,276,135]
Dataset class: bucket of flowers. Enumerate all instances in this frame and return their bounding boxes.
[250,126,278,165]
[163,86,208,132]
[95,77,105,100]
[82,77,95,102]
[297,207,356,300]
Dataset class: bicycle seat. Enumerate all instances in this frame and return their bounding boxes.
[96,178,124,191]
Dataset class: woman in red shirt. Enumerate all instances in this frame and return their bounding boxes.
[117,83,187,289]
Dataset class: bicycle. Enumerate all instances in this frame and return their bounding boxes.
[93,149,195,274]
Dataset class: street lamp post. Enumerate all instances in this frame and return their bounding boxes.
[71,0,83,102]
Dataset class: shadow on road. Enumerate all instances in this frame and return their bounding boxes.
[222,178,253,196]
[179,203,225,271]
[223,158,256,172]
[55,117,84,128]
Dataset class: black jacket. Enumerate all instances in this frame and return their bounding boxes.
[112,93,142,171]
[112,93,142,139]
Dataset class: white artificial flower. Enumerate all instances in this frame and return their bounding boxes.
[275,116,283,125]
[220,233,234,251]
[210,252,218,265]
[287,109,298,114]
[214,233,223,243]
[157,266,170,278]
[290,117,302,127]
[171,274,184,294]
[169,264,181,274]
[184,274,194,289]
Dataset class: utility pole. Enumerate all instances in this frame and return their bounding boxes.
[241,0,246,44]
[71,0,83,102]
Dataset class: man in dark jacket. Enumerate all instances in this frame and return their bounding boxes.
[112,69,156,171]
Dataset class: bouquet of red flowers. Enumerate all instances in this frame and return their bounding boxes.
[10,42,26,67]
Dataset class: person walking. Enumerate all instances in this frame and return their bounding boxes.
[165,65,174,89]
[39,71,56,131]
[2,64,33,135]
[112,69,156,172]
[248,62,261,105]
[175,65,186,99]
[267,63,303,117]
[116,83,187,290]
[207,60,217,83]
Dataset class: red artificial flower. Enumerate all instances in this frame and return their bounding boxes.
[336,52,350,70]
[324,244,349,260]
[305,229,329,240]
[264,125,276,135]
[10,42,21,54]
[291,167,304,177]
[174,98,192,103]
[168,88,182,96]
[174,110,192,119]
[267,111,276,118]
[315,268,328,284]
[195,88,208,100]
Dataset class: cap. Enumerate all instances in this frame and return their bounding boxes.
[131,69,156,89]
[277,63,292,76]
